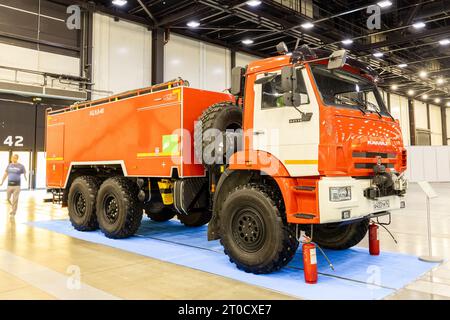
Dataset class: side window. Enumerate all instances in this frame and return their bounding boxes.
[261,69,309,110]
[261,75,283,109]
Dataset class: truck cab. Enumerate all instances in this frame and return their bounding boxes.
[205,45,407,272]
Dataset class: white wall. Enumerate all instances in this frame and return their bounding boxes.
[165,34,231,92]
[429,104,443,145]
[92,13,152,99]
[236,52,259,68]
[447,108,450,145]
[390,93,411,146]
[414,100,428,130]
[0,43,80,89]
[406,146,450,182]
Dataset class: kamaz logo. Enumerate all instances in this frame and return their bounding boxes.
[89,108,105,117]
[367,141,388,146]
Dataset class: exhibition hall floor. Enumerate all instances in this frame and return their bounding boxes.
[0,183,449,300]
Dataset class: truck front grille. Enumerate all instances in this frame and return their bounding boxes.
[352,151,397,171]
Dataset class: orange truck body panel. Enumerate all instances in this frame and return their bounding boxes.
[46,87,234,188]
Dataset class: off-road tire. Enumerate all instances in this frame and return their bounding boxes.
[219,183,299,274]
[178,211,212,227]
[308,219,369,250]
[96,177,143,239]
[194,102,243,167]
[144,202,176,222]
[68,176,101,231]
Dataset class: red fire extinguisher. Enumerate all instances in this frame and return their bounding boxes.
[303,242,318,284]
[369,222,380,256]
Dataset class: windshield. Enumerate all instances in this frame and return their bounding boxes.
[311,64,390,116]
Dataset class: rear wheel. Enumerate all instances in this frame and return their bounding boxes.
[96,177,143,239]
[68,176,100,231]
[144,202,176,222]
[219,183,298,274]
[178,211,212,227]
[308,219,369,250]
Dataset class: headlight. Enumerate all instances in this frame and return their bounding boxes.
[329,186,352,202]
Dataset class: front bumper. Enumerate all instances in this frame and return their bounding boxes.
[317,177,406,224]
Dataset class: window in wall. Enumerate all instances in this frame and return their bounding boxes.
[261,69,309,109]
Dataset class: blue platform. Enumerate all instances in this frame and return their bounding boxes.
[28,218,439,300]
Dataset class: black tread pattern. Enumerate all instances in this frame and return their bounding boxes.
[309,219,369,250]
[98,177,143,239]
[221,183,299,274]
[177,211,212,227]
[194,101,241,166]
[68,176,100,231]
[145,206,176,222]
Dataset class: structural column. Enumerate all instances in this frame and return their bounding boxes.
[152,28,165,85]
[441,107,448,145]
[80,8,94,100]
[408,99,416,145]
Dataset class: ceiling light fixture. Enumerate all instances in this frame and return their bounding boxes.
[422,94,429,100]
[373,52,384,58]
[437,78,445,85]
[246,0,262,6]
[408,89,415,96]
[342,39,353,45]
[398,63,408,68]
[377,1,393,8]
[187,21,200,28]
[419,70,428,78]
[242,39,254,45]
[434,98,441,104]
[446,102,450,107]
[112,0,127,6]
[412,22,426,29]
[391,84,398,90]
[439,39,450,46]
[301,22,314,29]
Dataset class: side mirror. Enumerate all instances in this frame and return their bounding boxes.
[281,66,296,93]
[328,50,347,70]
[283,93,303,108]
[231,67,245,95]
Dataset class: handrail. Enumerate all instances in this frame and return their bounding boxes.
[48,78,190,115]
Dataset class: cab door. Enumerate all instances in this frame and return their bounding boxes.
[252,67,320,177]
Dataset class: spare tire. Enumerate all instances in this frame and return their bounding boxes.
[194,102,243,167]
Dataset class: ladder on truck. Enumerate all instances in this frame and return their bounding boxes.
[47,78,190,116]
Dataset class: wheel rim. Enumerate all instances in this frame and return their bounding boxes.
[103,195,119,224]
[73,191,87,217]
[232,208,265,253]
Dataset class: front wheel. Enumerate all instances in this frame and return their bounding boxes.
[219,184,299,274]
[96,177,143,239]
[308,219,369,250]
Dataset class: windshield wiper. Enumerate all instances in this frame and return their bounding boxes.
[333,96,367,116]
[349,97,369,116]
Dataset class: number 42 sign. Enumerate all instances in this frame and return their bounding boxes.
[3,136,24,147]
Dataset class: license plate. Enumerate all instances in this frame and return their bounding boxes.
[373,199,390,211]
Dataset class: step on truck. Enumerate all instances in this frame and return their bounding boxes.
[46,43,408,274]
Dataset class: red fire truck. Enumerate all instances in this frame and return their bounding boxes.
[46,44,407,274]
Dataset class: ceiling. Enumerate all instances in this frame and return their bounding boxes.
[64,0,450,102]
